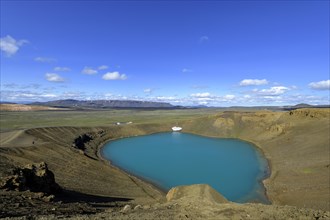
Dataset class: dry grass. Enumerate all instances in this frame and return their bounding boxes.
[0,108,329,211]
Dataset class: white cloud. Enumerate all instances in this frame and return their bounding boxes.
[190,92,211,98]
[223,94,235,100]
[2,83,19,89]
[82,67,98,75]
[45,73,65,82]
[156,96,177,101]
[309,80,330,90]
[1,87,328,106]
[144,88,153,93]
[2,83,42,90]
[255,86,290,96]
[41,93,58,98]
[34,57,56,63]
[98,65,108,70]
[0,90,58,101]
[182,68,192,73]
[0,35,28,56]
[62,91,85,99]
[198,101,209,105]
[102,72,127,80]
[213,94,236,102]
[239,79,269,86]
[188,93,237,105]
[196,97,213,101]
[54,66,71,72]
[200,36,209,42]
[190,93,217,100]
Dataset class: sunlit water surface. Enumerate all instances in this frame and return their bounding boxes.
[102,132,270,203]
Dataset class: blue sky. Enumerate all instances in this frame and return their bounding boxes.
[1,0,329,106]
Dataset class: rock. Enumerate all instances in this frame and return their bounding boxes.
[121,204,131,213]
[43,195,55,202]
[72,134,93,150]
[34,192,45,199]
[0,175,23,191]
[0,162,61,194]
[288,109,329,119]
[97,130,105,137]
[166,184,228,204]
[133,205,142,210]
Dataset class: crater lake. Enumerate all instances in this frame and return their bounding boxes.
[101,132,270,203]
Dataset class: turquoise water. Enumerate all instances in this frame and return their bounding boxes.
[102,132,270,203]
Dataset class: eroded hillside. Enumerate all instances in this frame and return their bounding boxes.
[182,108,330,210]
[0,108,329,219]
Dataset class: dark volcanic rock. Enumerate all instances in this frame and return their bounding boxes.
[73,134,93,150]
[0,162,61,194]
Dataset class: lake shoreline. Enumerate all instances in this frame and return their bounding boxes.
[97,131,272,204]
[179,130,273,204]
[97,134,169,196]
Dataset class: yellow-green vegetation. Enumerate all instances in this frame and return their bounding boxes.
[0,108,218,132]
[302,168,313,174]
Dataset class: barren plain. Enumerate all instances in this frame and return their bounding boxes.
[0,106,329,219]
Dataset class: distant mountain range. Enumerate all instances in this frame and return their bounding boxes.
[0,101,17,104]
[1,100,329,110]
[282,103,330,110]
[29,99,180,109]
